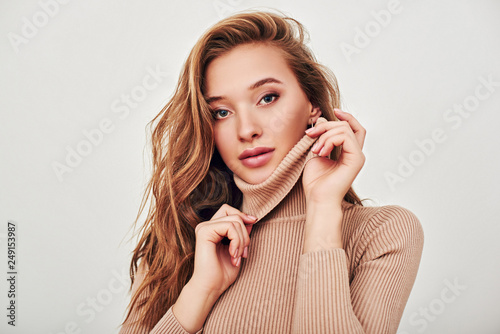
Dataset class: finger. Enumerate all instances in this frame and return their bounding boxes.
[196,220,239,249]
[206,217,242,258]
[306,120,343,137]
[220,222,243,267]
[209,214,254,257]
[334,109,366,149]
[221,215,255,237]
[310,122,352,154]
[212,204,258,224]
[211,217,249,262]
[231,221,245,260]
[307,109,364,149]
[233,218,252,259]
[210,214,257,231]
[210,221,243,266]
[315,131,362,159]
[245,223,254,236]
[318,139,335,157]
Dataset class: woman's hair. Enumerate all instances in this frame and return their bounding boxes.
[123,10,365,330]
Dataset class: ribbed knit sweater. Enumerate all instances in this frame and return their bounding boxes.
[120,117,425,334]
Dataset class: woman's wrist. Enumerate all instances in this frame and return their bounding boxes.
[303,201,344,254]
[172,281,221,333]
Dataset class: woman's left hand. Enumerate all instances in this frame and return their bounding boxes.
[302,109,366,205]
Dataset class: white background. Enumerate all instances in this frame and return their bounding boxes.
[1,1,499,333]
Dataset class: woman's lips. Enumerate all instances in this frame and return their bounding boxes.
[240,150,274,168]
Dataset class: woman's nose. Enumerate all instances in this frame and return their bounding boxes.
[237,113,262,142]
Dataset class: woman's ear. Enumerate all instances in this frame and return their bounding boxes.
[310,105,322,121]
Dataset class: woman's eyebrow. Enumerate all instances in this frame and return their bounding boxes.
[205,77,283,104]
[249,77,283,90]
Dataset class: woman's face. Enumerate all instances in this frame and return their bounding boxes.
[205,43,319,184]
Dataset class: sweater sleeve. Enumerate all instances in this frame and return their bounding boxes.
[291,205,424,334]
[119,262,204,334]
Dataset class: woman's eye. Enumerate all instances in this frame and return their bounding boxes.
[214,109,230,119]
[259,93,279,105]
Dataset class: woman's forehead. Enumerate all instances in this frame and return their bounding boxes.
[204,44,295,98]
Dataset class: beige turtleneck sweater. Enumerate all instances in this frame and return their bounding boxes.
[120,117,425,334]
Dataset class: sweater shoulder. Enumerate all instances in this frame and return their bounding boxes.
[344,203,422,234]
[342,204,424,260]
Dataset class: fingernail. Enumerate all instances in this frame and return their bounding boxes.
[312,143,318,152]
[305,127,314,133]
[236,257,241,267]
[243,246,248,258]
[247,215,257,221]
[319,147,325,156]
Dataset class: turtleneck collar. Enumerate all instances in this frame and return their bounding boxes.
[234,116,349,222]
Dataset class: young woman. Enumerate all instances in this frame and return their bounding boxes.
[119,11,424,334]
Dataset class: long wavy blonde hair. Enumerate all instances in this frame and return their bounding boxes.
[123,10,364,330]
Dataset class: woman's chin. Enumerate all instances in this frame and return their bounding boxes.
[236,168,273,185]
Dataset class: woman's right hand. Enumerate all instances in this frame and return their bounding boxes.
[189,204,257,298]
